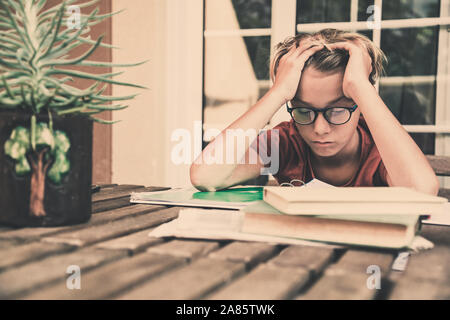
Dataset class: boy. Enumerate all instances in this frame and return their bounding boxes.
[190,29,439,195]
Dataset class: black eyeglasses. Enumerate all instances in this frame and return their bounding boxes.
[286,101,358,125]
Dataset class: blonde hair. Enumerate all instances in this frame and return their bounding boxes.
[270,28,386,85]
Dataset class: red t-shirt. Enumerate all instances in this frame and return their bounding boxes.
[253,115,389,186]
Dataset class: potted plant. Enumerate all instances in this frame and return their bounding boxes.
[0,0,145,227]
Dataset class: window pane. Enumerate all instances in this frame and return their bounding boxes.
[205,0,271,30]
[203,36,270,136]
[296,0,351,24]
[379,82,435,125]
[358,0,375,21]
[409,133,435,155]
[358,29,373,40]
[382,0,440,20]
[381,27,439,76]
[242,36,271,80]
[231,0,272,29]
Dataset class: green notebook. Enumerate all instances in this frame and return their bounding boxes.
[241,201,422,249]
[130,186,263,209]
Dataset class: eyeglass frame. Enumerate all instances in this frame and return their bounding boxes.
[286,102,358,125]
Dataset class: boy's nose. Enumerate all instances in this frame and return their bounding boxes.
[313,113,331,135]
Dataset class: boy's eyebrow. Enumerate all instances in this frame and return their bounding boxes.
[292,95,347,106]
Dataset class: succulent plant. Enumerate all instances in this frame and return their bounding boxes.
[0,0,145,125]
[0,0,145,218]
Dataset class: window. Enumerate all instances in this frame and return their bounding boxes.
[202,0,450,180]
[203,0,272,139]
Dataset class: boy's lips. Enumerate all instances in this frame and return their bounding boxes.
[311,141,335,148]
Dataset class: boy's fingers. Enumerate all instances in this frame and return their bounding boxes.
[295,39,324,56]
[297,44,324,66]
[280,44,299,61]
[327,42,357,53]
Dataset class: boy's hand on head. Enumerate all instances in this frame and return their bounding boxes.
[271,39,324,105]
[327,41,373,99]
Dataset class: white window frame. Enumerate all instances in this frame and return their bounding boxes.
[164,0,204,187]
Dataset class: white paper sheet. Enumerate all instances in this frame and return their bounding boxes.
[149,208,341,248]
[422,203,450,226]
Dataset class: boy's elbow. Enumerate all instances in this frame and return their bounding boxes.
[428,175,440,196]
[416,175,440,196]
[189,164,218,192]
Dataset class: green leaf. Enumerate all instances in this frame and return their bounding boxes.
[89,117,121,125]
[46,69,147,89]
[10,126,30,146]
[0,1,32,51]
[31,114,36,150]
[40,7,97,61]
[86,104,128,111]
[92,93,139,102]
[4,139,28,160]
[47,151,70,184]
[15,156,31,176]
[39,2,66,60]
[53,130,70,153]
[35,122,55,149]
[77,60,148,68]
[76,36,117,49]
[41,35,104,67]
[54,105,86,115]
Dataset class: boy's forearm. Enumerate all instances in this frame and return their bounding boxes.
[190,89,285,190]
[349,82,439,195]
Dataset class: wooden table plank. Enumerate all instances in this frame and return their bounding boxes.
[267,245,337,277]
[92,186,170,213]
[0,242,76,272]
[208,241,280,269]
[95,228,164,255]
[0,248,126,299]
[297,250,395,299]
[388,246,450,299]
[21,253,187,300]
[147,239,221,261]
[42,207,180,247]
[116,257,246,300]
[420,225,450,247]
[92,197,135,213]
[206,245,335,300]
[207,264,310,300]
[92,185,145,202]
[0,204,166,243]
[426,155,450,176]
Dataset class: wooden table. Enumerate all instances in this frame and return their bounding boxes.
[0,184,449,300]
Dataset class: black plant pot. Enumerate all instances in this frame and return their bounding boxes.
[0,110,92,227]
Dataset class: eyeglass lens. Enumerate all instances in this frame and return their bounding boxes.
[291,107,351,125]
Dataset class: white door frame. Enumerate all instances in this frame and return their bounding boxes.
[164,0,204,187]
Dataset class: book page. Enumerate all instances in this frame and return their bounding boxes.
[423,203,450,226]
[149,208,339,248]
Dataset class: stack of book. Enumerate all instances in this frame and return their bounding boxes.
[240,187,448,249]
[133,180,448,249]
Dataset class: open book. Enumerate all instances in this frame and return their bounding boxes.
[130,186,263,209]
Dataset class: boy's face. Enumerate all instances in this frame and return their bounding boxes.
[292,66,361,159]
